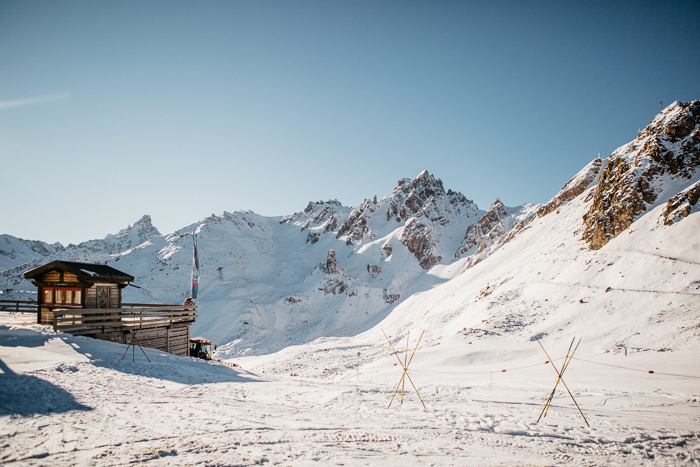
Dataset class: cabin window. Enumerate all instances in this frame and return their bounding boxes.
[42,288,82,306]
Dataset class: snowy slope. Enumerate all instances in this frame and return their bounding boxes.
[226,100,700,407]
[0,236,63,273]
[0,215,161,286]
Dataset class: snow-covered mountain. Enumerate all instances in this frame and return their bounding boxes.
[0,215,160,287]
[3,102,699,467]
[0,172,488,353]
[235,100,700,380]
[2,101,699,365]
[0,236,64,272]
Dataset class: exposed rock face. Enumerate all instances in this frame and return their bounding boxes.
[336,198,380,245]
[382,288,400,304]
[455,201,538,270]
[380,244,393,261]
[583,101,700,249]
[320,278,349,295]
[281,200,344,245]
[537,159,604,217]
[318,250,342,275]
[334,171,480,269]
[367,264,382,277]
[387,171,444,222]
[388,171,480,269]
[401,218,443,269]
[455,199,508,258]
[315,250,349,295]
[661,180,700,225]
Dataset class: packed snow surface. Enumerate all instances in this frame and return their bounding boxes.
[1,322,698,466]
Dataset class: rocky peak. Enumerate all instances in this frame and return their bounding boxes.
[120,215,161,243]
[583,100,700,250]
[282,200,342,225]
[71,215,161,255]
[303,199,342,214]
[389,171,481,269]
[455,198,508,259]
[387,170,446,222]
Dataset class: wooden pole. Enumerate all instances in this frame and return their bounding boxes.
[535,337,588,427]
[382,329,426,409]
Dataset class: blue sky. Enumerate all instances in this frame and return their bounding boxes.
[2,1,699,245]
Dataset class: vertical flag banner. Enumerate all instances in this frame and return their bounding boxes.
[191,229,200,300]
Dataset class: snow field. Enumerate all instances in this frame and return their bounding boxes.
[1,325,698,466]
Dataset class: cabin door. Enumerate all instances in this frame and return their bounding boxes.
[96,287,110,308]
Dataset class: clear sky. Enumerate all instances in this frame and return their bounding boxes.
[2,1,699,245]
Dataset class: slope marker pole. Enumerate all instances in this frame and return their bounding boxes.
[535,336,588,427]
[382,329,426,409]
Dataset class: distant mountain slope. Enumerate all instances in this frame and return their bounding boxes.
[2,101,698,362]
[0,236,64,272]
[0,215,160,286]
[0,172,489,355]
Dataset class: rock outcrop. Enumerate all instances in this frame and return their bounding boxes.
[315,250,349,295]
[537,158,604,217]
[318,250,342,275]
[454,199,538,270]
[280,200,345,245]
[455,199,508,258]
[336,198,380,245]
[390,171,480,269]
[660,180,700,225]
[582,101,700,249]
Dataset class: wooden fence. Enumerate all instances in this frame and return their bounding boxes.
[52,305,197,357]
[0,300,39,313]
[52,305,197,334]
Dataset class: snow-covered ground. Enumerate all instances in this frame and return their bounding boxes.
[1,323,698,466]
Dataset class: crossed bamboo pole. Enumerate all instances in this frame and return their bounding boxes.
[382,329,426,409]
[535,336,588,427]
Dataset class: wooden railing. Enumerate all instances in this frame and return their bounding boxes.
[0,300,39,313]
[53,305,197,335]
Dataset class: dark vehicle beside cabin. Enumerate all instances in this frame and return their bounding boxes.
[189,338,213,360]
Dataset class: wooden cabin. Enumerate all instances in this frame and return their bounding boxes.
[23,261,197,357]
[24,260,133,325]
